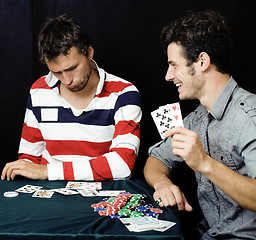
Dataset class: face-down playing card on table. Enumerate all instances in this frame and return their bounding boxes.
[151,102,184,139]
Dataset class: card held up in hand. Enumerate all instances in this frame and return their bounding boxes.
[151,102,183,139]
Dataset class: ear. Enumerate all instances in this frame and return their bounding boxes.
[87,46,94,60]
[198,52,210,71]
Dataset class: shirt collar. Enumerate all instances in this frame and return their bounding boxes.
[209,77,238,120]
[44,59,106,94]
[195,77,238,120]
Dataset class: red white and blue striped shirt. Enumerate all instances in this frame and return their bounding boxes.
[18,61,142,181]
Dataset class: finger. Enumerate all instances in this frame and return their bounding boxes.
[153,192,164,207]
[1,160,23,180]
[182,193,193,212]
[153,191,170,207]
[10,169,21,181]
[6,163,21,181]
[5,164,15,181]
[163,126,182,138]
[168,185,186,210]
[1,164,9,180]
[172,147,186,158]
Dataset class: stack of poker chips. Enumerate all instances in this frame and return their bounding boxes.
[91,192,163,219]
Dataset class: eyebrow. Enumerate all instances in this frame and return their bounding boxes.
[168,60,177,66]
[51,64,78,74]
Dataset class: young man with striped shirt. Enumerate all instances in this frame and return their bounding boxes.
[1,15,141,181]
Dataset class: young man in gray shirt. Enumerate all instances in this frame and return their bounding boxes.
[144,10,256,239]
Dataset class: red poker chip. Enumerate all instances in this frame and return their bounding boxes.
[92,201,111,208]
[98,211,108,216]
[150,208,163,214]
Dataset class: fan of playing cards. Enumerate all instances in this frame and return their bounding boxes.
[151,102,184,139]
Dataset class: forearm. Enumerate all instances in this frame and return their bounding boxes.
[144,156,173,189]
[202,155,256,211]
[144,156,193,211]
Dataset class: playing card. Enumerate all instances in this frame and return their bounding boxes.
[54,188,79,195]
[153,220,176,232]
[65,181,86,189]
[151,108,168,138]
[167,102,184,127]
[98,190,125,196]
[83,182,102,190]
[78,189,99,197]
[151,102,183,139]
[66,181,102,190]
[119,216,176,232]
[15,185,43,194]
[32,189,54,198]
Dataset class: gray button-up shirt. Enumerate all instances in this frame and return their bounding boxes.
[149,77,256,239]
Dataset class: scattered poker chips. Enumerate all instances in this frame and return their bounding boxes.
[91,192,163,219]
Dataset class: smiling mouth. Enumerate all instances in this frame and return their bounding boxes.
[175,83,182,87]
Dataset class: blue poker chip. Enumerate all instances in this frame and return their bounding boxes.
[119,191,131,194]
[135,205,150,213]
[94,207,106,212]
[109,214,121,219]
[144,211,159,218]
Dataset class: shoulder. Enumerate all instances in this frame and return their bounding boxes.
[232,87,256,118]
[104,72,140,94]
[31,76,50,90]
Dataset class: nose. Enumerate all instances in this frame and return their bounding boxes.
[165,65,175,82]
[62,72,73,85]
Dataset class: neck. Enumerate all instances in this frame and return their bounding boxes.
[199,72,230,111]
[60,68,100,109]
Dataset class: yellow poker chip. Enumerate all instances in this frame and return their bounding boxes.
[4,191,19,198]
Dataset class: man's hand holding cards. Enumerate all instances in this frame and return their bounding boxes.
[151,102,184,139]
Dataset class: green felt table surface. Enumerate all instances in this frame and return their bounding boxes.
[0,179,184,240]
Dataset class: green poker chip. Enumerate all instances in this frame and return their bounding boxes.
[130,211,144,217]
[118,209,131,217]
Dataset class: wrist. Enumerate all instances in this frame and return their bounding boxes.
[40,164,48,180]
[153,178,173,191]
[200,155,215,176]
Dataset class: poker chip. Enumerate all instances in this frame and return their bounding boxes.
[144,211,159,218]
[94,207,106,212]
[130,211,144,217]
[150,208,163,214]
[107,197,116,203]
[98,210,108,216]
[135,206,149,213]
[92,192,163,219]
[4,191,19,198]
[109,214,121,219]
[118,209,131,217]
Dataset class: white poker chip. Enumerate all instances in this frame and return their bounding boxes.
[4,191,19,198]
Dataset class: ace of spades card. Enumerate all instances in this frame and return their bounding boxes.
[151,102,184,139]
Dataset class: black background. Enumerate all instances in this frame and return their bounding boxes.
[1,0,255,179]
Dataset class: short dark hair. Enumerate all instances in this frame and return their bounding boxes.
[38,14,91,63]
[160,10,232,74]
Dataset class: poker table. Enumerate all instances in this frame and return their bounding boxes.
[0,178,184,240]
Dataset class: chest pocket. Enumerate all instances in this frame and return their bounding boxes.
[215,151,238,171]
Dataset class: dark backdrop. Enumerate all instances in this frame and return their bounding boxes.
[1,0,255,179]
